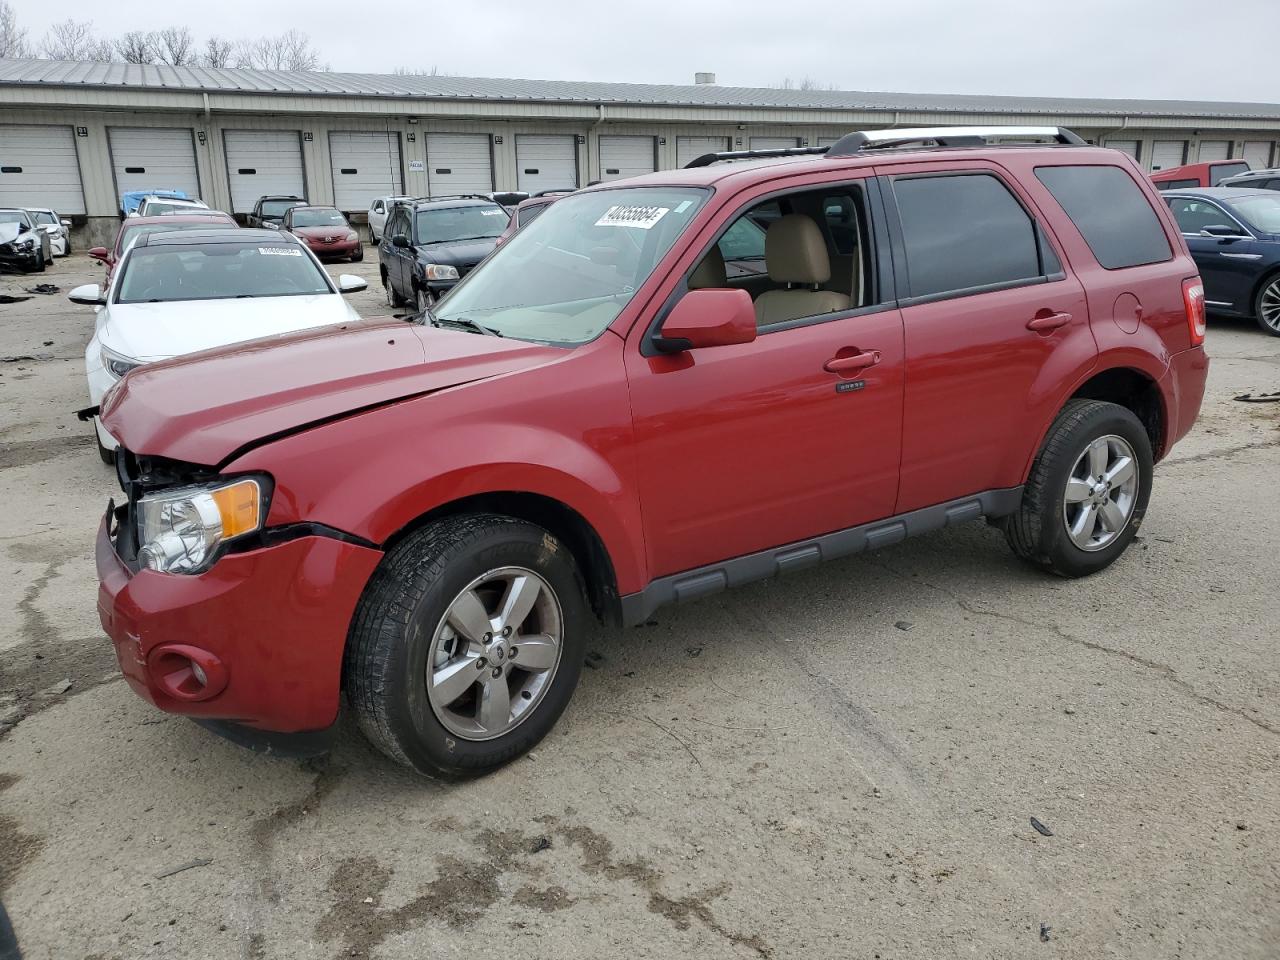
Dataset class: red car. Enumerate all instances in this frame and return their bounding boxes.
[96,126,1208,777]
[281,204,363,262]
[1151,159,1251,190]
[88,212,237,282]
[494,192,570,247]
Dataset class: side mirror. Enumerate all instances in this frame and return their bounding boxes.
[1200,224,1245,239]
[88,246,110,262]
[68,283,105,305]
[391,235,410,249]
[60,219,71,227]
[652,288,757,353]
[337,274,368,294]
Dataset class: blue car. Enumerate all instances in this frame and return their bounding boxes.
[1161,187,1280,336]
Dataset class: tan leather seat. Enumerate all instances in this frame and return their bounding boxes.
[753,215,850,326]
[688,245,726,289]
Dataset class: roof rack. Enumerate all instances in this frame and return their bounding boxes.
[682,127,1086,169]
[404,194,500,204]
[824,126,1086,156]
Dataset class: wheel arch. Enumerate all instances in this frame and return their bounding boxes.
[1248,265,1280,318]
[1068,366,1166,460]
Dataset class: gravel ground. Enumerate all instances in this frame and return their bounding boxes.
[1,251,1278,960]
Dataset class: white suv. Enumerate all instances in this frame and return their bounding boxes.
[132,196,211,218]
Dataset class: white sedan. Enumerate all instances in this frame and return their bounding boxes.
[69,228,367,463]
[28,207,71,257]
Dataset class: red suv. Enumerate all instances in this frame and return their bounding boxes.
[95,127,1208,777]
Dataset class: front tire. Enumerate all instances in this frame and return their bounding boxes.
[1254,274,1280,337]
[1004,399,1153,577]
[345,514,588,778]
[383,271,405,307]
[416,287,434,314]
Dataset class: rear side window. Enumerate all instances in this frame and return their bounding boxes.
[1035,166,1171,270]
[1208,162,1249,186]
[892,173,1041,298]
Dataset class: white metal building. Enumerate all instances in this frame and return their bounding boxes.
[1,57,1277,244]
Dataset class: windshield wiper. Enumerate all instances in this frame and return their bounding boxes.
[426,309,501,338]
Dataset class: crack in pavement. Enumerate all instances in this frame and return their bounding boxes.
[868,559,1280,740]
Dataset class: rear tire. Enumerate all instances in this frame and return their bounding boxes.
[1004,399,1152,578]
[32,252,45,273]
[1253,274,1280,337]
[351,246,364,263]
[345,514,588,778]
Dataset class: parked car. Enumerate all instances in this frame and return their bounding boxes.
[379,196,510,311]
[1219,168,1280,192]
[0,208,52,271]
[120,189,187,217]
[1151,159,1251,190]
[494,192,567,247]
[367,195,411,243]
[133,196,211,218]
[282,205,362,262]
[27,207,71,256]
[71,228,366,463]
[94,126,1209,778]
[247,195,306,229]
[88,212,238,284]
[1161,187,1280,335]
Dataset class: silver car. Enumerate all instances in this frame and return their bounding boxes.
[0,208,52,271]
[27,207,71,257]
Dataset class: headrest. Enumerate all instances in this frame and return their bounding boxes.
[766,214,831,285]
[688,245,726,289]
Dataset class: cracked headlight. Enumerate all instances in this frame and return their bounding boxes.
[101,345,140,379]
[422,263,459,281]
[137,477,265,574]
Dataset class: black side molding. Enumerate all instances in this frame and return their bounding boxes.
[619,487,1023,626]
[192,718,336,758]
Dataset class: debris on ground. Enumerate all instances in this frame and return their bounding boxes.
[1040,922,1052,942]
[154,858,212,880]
[1232,392,1280,403]
[583,651,605,669]
[44,679,73,696]
[1030,817,1054,837]
[531,836,552,853]
[0,295,32,305]
[685,646,703,658]
[24,283,60,295]
[894,621,914,631]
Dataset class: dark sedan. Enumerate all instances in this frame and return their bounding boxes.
[1161,187,1280,336]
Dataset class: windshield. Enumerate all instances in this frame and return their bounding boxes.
[116,241,333,304]
[1230,195,1280,234]
[415,205,509,244]
[145,202,203,216]
[116,221,236,256]
[261,199,299,217]
[291,208,348,228]
[435,187,709,345]
[0,211,30,226]
[32,211,57,225]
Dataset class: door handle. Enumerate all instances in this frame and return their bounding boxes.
[824,350,881,374]
[1026,311,1072,332]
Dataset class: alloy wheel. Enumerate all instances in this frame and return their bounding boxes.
[416,288,433,313]
[383,275,396,307]
[1062,435,1139,552]
[425,566,564,741]
[1260,278,1280,333]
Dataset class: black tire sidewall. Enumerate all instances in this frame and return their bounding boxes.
[1254,274,1280,337]
[1035,404,1153,576]
[378,523,586,777]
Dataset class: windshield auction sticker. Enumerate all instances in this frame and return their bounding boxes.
[258,247,303,256]
[595,205,670,230]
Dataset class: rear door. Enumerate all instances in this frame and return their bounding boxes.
[1165,195,1260,311]
[877,160,1093,513]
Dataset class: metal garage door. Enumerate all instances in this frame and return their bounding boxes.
[0,124,85,215]
[1198,140,1230,162]
[224,131,305,214]
[1105,139,1140,161]
[516,136,578,193]
[329,131,403,212]
[1243,141,1273,169]
[109,127,200,205]
[426,134,493,196]
[750,137,799,151]
[1150,140,1187,171]
[598,136,655,182]
[676,136,729,168]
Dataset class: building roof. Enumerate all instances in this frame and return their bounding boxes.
[2,57,1279,120]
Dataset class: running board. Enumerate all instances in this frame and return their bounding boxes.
[620,487,1024,626]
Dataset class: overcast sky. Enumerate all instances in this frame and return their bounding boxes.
[18,0,1278,103]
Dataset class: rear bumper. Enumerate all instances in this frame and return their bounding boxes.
[96,516,383,732]
[1160,344,1210,455]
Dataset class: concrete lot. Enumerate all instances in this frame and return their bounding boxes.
[1,251,1278,960]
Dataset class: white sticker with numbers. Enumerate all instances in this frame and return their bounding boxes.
[258,247,302,256]
[594,205,670,230]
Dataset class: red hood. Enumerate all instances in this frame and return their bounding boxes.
[100,318,565,465]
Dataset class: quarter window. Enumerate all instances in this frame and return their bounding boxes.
[892,173,1042,298]
[1035,165,1172,270]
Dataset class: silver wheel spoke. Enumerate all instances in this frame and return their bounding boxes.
[447,589,494,645]
[1070,503,1099,546]
[432,656,481,706]
[498,575,541,632]
[1064,479,1092,503]
[478,677,511,734]
[1087,438,1109,478]
[512,634,557,671]
[1105,456,1134,487]
[1098,499,1127,533]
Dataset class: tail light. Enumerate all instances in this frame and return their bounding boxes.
[1182,277,1206,347]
